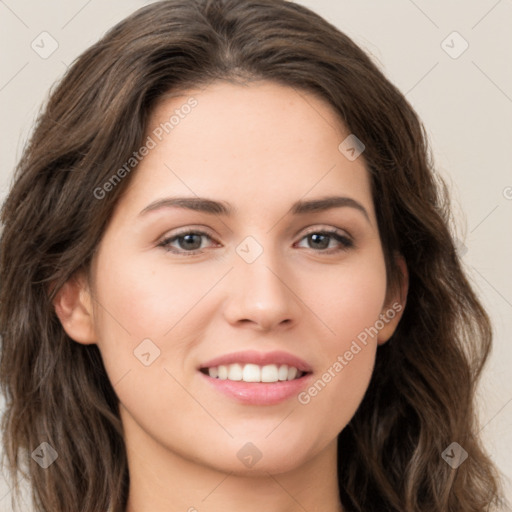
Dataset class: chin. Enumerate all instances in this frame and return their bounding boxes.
[197,437,318,476]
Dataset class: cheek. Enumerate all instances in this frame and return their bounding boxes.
[91,247,231,386]
[298,249,386,422]
[298,285,384,443]
[317,247,388,346]
[300,343,376,449]
[94,250,214,340]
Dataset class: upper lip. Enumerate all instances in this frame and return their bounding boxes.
[199,350,313,373]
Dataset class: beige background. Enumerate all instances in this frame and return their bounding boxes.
[1,0,511,509]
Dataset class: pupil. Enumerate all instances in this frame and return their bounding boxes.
[310,233,328,249]
[181,234,201,250]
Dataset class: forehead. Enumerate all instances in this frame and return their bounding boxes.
[116,80,375,222]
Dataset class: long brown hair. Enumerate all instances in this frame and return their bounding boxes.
[0,1,505,510]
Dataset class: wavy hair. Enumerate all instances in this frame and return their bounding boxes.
[0,0,505,510]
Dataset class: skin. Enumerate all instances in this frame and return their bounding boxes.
[54,80,408,512]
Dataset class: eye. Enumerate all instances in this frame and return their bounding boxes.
[158,227,354,256]
[295,229,354,254]
[158,230,217,255]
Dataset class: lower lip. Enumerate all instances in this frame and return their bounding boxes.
[199,371,313,405]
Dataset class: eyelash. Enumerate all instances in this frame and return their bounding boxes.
[158,227,354,256]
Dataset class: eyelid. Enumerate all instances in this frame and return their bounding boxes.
[159,224,352,241]
[299,224,352,239]
[157,225,217,242]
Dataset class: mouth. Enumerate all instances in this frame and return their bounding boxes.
[198,350,313,405]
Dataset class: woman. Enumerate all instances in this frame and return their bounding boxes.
[0,0,505,511]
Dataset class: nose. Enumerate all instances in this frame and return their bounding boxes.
[222,249,300,332]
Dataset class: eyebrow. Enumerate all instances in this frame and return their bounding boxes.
[138,195,371,223]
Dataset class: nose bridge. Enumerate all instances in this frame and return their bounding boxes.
[224,234,298,329]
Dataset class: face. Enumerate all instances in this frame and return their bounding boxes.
[59,80,406,476]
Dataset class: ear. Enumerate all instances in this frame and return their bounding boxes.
[52,271,97,345]
[377,254,408,345]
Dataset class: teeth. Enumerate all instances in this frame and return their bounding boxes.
[287,366,298,380]
[262,364,279,382]
[228,363,243,381]
[243,363,261,382]
[207,363,303,382]
[218,365,228,380]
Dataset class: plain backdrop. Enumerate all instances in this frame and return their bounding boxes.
[0,0,511,510]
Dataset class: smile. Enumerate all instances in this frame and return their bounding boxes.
[198,350,313,405]
[200,363,304,382]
